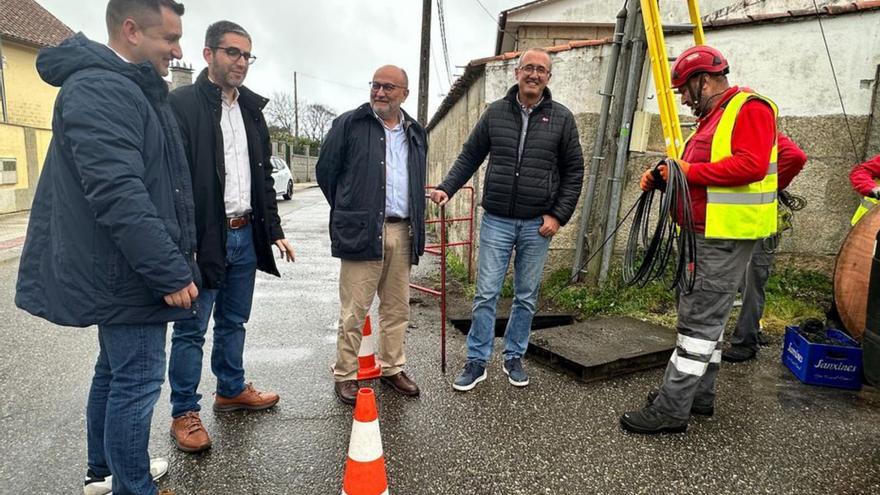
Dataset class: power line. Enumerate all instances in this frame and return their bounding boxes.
[431,37,447,95]
[472,0,519,45]
[436,0,453,85]
[295,71,365,93]
[811,0,860,162]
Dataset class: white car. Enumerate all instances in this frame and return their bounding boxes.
[270,155,293,200]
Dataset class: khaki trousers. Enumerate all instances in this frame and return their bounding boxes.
[333,221,411,382]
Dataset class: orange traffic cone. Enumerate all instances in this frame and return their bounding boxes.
[357,315,382,381]
[342,388,389,495]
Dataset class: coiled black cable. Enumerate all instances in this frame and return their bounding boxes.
[763,190,807,253]
[623,158,697,293]
[779,190,806,211]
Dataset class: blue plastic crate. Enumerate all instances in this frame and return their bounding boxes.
[782,326,862,390]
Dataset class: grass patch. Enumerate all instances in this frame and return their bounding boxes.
[540,265,832,334]
[541,267,678,327]
[445,251,514,300]
[760,268,832,333]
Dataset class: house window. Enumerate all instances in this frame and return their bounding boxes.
[0,158,17,185]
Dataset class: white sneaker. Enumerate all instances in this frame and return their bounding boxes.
[83,457,169,494]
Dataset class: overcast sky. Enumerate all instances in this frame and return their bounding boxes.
[36,0,526,120]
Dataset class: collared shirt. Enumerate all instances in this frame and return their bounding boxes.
[515,93,543,163]
[375,110,409,219]
[216,83,252,217]
[107,45,132,63]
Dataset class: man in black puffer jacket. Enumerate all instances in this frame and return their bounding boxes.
[430,48,584,392]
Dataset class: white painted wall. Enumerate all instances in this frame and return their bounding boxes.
[707,0,859,20]
[506,0,737,25]
[641,12,880,117]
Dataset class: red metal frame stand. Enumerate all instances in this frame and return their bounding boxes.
[409,186,475,373]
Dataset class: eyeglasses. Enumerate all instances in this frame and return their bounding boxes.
[517,64,550,76]
[369,81,406,93]
[211,46,257,65]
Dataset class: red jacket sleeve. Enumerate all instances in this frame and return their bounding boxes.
[776,133,807,190]
[687,100,777,187]
[849,154,880,197]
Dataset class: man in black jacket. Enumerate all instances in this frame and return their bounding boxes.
[430,48,584,392]
[17,1,195,492]
[317,65,427,405]
[166,21,294,453]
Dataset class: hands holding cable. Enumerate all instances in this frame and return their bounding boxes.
[639,159,691,191]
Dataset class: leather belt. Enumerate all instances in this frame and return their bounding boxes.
[385,217,409,224]
[227,215,250,229]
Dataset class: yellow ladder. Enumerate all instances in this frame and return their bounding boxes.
[640,0,706,157]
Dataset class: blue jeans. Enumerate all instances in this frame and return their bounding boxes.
[466,212,551,364]
[87,323,167,495]
[169,223,257,417]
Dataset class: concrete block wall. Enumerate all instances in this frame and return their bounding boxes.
[289,154,316,183]
[515,25,614,51]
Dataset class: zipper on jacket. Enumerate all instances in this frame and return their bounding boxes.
[509,103,534,218]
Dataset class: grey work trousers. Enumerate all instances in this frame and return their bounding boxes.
[653,234,758,420]
[731,240,775,351]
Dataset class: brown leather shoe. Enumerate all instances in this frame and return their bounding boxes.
[380,371,420,397]
[213,382,279,412]
[334,380,359,405]
[170,411,212,453]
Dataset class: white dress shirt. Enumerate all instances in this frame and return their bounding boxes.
[218,86,252,217]
[376,111,409,219]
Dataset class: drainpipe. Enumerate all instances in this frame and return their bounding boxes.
[571,6,628,280]
[0,37,8,123]
[599,11,646,284]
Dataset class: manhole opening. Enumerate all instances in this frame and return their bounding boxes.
[449,314,575,337]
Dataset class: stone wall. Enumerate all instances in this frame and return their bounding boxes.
[515,25,615,51]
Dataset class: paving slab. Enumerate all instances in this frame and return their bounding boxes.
[529,316,677,382]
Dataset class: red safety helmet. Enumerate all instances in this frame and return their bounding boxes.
[670,45,730,88]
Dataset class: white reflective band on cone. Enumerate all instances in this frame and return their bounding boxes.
[710,350,722,363]
[358,333,375,358]
[347,419,384,462]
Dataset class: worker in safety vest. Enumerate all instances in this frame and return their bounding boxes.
[722,134,807,363]
[848,154,880,225]
[621,45,779,434]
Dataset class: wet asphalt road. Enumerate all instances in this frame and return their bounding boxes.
[1,187,879,494]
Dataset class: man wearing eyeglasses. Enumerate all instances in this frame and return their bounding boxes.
[166,20,294,452]
[430,48,584,391]
[317,65,427,405]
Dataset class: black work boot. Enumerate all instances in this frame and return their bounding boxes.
[722,345,756,363]
[646,388,714,416]
[620,405,688,434]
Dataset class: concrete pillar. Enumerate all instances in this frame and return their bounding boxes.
[864,64,880,161]
[169,62,193,91]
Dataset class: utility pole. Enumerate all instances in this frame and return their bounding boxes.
[293,71,299,138]
[417,0,432,125]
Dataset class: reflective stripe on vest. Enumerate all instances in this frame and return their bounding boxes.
[684,91,779,240]
[851,195,879,226]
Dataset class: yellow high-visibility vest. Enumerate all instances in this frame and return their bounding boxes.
[683,91,779,240]
[851,195,878,226]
